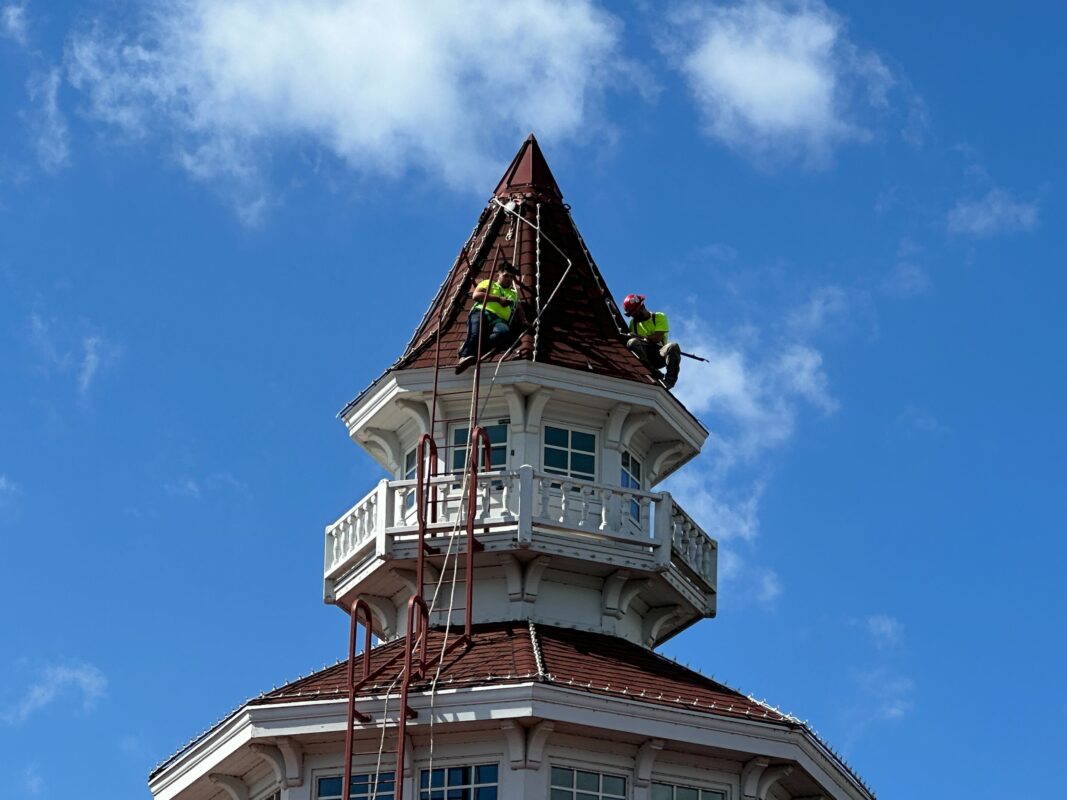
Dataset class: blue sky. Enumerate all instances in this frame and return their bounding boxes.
[1,1,1063,797]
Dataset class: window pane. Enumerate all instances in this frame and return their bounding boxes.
[575,771,599,791]
[544,448,568,470]
[405,449,418,478]
[474,765,498,784]
[490,445,507,468]
[545,426,568,448]
[677,788,699,800]
[570,452,595,476]
[652,785,673,800]
[446,789,468,800]
[453,427,469,446]
[474,789,497,800]
[701,792,726,800]
[576,793,597,800]
[319,777,342,797]
[551,767,574,788]
[486,424,508,444]
[572,431,595,452]
[601,775,626,795]
[550,791,572,800]
[448,767,470,786]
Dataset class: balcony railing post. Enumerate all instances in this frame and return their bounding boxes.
[375,478,392,560]
[653,492,674,569]
[517,465,533,545]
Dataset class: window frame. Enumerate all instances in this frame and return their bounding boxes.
[620,449,643,520]
[418,761,500,800]
[449,422,509,475]
[651,781,728,800]
[548,764,628,800]
[315,769,397,800]
[542,422,599,483]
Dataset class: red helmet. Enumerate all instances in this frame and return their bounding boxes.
[622,293,646,316]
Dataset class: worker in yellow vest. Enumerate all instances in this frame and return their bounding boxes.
[622,293,681,390]
[457,263,519,374]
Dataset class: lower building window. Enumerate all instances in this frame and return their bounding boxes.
[420,763,499,800]
[318,771,395,800]
[651,782,725,800]
[452,424,508,473]
[621,450,642,520]
[550,766,626,800]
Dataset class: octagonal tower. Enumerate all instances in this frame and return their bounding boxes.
[149,136,873,800]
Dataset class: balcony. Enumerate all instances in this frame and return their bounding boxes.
[324,465,717,620]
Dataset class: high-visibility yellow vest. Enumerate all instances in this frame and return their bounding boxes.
[473,280,517,322]
[629,311,669,343]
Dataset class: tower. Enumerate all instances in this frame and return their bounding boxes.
[149,136,873,800]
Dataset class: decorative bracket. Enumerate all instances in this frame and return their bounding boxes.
[360,594,398,640]
[634,739,665,787]
[501,720,526,769]
[603,570,649,620]
[756,765,793,800]
[361,428,402,474]
[208,775,249,800]
[643,605,686,647]
[396,397,432,438]
[500,554,550,606]
[250,737,303,787]
[741,758,769,800]
[525,720,555,770]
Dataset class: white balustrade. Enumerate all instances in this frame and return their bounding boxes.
[324,468,718,595]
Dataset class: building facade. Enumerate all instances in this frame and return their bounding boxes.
[149,136,873,800]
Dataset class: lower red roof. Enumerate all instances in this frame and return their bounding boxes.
[251,622,791,726]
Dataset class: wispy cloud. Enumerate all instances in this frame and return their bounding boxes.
[865,613,903,649]
[66,0,628,221]
[0,474,20,507]
[897,404,949,436]
[2,663,108,724]
[165,471,247,500]
[844,666,914,731]
[665,0,898,166]
[880,261,930,297]
[1,2,28,46]
[24,764,43,796]
[664,279,845,607]
[948,187,1039,237]
[26,313,122,397]
[25,68,71,173]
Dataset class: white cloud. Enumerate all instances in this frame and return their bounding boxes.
[662,288,841,607]
[853,667,913,720]
[25,313,121,396]
[786,285,848,337]
[897,404,949,435]
[948,188,1039,237]
[0,474,20,507]
[880,261,930,297]
[165,477,202,499]
[25,69,72,173]
[668,0,892,166]
[2,663,107,724]
[24,764,43,796]
[1,3,28,46]
[865,613,902,649]
[66,0,626,219]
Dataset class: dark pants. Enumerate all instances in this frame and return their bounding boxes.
[459,311,512,358]
[627,338,681,388]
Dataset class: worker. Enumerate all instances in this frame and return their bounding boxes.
[456,263,519,373]
[622,293,681,390]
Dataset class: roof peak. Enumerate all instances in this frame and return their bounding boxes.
[493,133,563,201]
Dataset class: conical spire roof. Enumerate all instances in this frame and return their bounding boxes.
[394,135,661,384]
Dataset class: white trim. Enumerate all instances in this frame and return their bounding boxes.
[153,681,870,800]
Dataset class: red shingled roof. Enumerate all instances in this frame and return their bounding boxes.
[251,622,790,726]
[392,135,663,385]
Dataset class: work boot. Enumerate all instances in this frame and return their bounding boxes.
[662,342,681,390]
[455,355,476,374]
